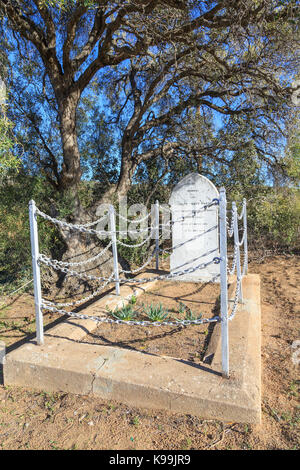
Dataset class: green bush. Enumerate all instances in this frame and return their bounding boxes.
[1,172,299,297]
[229,186,300,252]
[250,189,300,251]
[0,173,65,292]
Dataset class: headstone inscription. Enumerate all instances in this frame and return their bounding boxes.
[169,173,219,282]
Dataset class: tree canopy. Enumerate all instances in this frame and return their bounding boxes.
[0,0,299,209]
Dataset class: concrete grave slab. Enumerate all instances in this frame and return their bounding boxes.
[3,274,261,424]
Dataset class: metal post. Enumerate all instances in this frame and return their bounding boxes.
[155,200,159,271]
[109,205,120,295]
[232,202,243,302]
[29,200,44,345]
[219,188,229,378]
[243,199,248,275]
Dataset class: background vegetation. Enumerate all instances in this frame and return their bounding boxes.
[0,1,299,293]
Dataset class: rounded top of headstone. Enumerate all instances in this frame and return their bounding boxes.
[169,173,219,205]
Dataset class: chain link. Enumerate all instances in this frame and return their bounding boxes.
[119,248,157,274]
[43,274,115,308]
[34,196,247,333]
[118,259,221,284]
[226,210,234,237]
[116,233,153,248]
[159,199,219,227]
[39,249,220,286]
[118,212,151,224]
[39,242,112,268]
[36,208,111,236]
[238,226,246,246]
[238,200,246,220]
[42,302,220,327]
[227,243,238,275]
[228,277,242,321]
[38,255,113,282]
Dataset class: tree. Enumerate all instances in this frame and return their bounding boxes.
[0,0,299,214]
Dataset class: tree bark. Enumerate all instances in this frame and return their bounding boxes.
[116,156,136,198]
[56,91,83,215]
[58,94,81,185]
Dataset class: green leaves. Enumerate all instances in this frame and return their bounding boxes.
[174,303,203,323]
[143,303,169,322]
[41,0,96,10]
[111,304,136,322]
[0,110,20,176]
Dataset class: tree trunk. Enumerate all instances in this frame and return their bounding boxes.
[116,140,137,198]
[58,92,82,214]
[197,153,203,174]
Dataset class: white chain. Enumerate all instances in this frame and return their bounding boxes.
[39,242,112,268]
[238,200,246,220]
[228,277,242,321]
[160,232,215,254]
[160,247,171,255]
[42,302,220,327]
[43,274,115,308]
[39,248,220,286]
[118,212,151,223]
[36,200,218,236]
[238,226,246,246]
[119,248,157,274]
[39,256,113,282]
[35,197,247,331]
[227,243,238,275]
[75,213,109,227]
[160,200,219,227]
[226,211,234,237]
[116,233,153,248]
[36,208,111,236]
[118,259,221,284]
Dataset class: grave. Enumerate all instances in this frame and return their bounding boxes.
[169,173,219,282]
[3,186,262,424]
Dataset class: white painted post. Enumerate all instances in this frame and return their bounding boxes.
[155,200,159,271]
[109,205,120,296]
[0,340,6,365]
[29,200,44,345]
[219,188,229,379]
[232,202,243,302]
[243,199,248,275]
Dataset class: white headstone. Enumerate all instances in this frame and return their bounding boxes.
[169,173,219,282]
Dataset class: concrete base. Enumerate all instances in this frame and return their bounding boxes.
[3,274,261,424]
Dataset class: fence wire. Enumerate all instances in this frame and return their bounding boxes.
[33,196,247,333]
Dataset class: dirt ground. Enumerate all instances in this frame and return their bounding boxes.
[0,255,299,450]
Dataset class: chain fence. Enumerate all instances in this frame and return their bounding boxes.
[29,190,248,376]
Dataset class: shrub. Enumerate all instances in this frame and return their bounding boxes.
[229,186,300,252]
[0,173,64,291]
[143,303,169,322]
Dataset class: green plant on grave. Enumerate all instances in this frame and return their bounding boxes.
[185,309,202,322]
[174,304,202,323]
[178,302,186,315]
[129,295,137,305]
[143,303,169,322]
[111,304,136,322]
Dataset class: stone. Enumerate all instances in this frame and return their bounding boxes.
[169,173,219,282]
